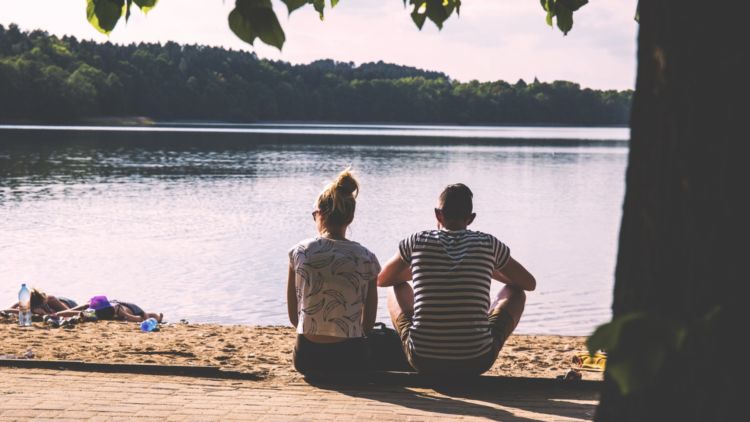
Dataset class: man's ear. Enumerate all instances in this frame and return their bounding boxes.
[434,208,444,228]
[467,213,476,226]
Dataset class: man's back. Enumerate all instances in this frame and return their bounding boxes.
[400,229,510,360]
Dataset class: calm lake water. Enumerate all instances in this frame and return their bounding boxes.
[0,124,628,336]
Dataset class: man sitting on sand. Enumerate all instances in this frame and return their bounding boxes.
[377,183,536,376]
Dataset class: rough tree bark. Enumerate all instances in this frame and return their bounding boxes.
[596,1,747,421]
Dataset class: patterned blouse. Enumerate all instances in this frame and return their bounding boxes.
[289,237,381,338]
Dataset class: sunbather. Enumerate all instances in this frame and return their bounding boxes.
[55,295,162,323]
[2,288,78,317]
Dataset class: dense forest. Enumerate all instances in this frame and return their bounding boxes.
[0,24,632,125]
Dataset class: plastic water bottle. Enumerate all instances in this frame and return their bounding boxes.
[18,283,32,327]
[140,318,158,332]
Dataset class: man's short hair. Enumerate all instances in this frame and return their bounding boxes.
[438,184,473,220]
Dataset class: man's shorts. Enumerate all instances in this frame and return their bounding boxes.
[394,307,516,375]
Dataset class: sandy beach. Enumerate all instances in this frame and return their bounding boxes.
[0,318,602,385]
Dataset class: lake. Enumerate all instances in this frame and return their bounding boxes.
[0,124,628,336]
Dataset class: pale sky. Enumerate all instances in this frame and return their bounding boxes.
[0,0,638,90]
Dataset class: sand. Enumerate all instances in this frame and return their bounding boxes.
[0,317,602,385]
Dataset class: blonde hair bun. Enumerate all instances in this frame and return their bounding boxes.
[334,169,359,197]
[316,167,360,228]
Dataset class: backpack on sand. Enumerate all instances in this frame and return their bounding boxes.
[367,322,413,372]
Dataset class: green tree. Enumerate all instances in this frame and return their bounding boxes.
[587,1,744,420]
[0,24,630,125]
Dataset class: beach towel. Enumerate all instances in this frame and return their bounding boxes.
[573,351,607,372]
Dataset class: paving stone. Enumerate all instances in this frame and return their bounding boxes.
[0,368,598,421]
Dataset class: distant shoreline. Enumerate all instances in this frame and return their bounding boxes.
[0,117,629,129]
[0,123,630,145]
[2,25,632,128]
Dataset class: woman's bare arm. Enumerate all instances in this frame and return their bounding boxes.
[361,276,378,334]
[52,303,89,318]
[287,265,298,328]
[53,310,81,318]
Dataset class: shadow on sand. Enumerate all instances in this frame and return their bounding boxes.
[305,372,599,421]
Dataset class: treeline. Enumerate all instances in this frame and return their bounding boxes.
[0,24,632,125]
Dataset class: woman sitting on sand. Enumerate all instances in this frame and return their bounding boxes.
[1,288,78,317]
[55,295,163,323]
[287,168,381,377]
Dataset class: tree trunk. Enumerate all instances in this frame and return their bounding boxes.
[596,1,748,420]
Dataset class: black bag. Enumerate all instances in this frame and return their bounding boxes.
[367,322,413,372]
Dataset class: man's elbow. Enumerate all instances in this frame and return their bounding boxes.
[525,275,537,291]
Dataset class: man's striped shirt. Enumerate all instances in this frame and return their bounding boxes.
[399,229,511,360]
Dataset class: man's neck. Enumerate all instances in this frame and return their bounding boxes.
[441,225,467,231]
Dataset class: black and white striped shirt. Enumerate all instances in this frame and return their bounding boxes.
[399,229,511,360]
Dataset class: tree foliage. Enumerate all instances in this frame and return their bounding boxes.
[540,0,589,35]
[81,0,587,50]
[0,24,631,124]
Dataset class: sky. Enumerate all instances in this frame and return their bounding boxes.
[0,0,638,90]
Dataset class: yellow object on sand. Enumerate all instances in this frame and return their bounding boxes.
[573,351,607,372]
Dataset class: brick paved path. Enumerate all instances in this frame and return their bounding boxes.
[0,368,598,421]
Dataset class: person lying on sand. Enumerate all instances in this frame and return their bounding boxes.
[287,168,380,378]
[2,288,78,317]
[55,295,163,323]
[377,183,536,376]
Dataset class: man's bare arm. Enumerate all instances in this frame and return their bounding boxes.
[377,252,412,287]
[492,256,536,291]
